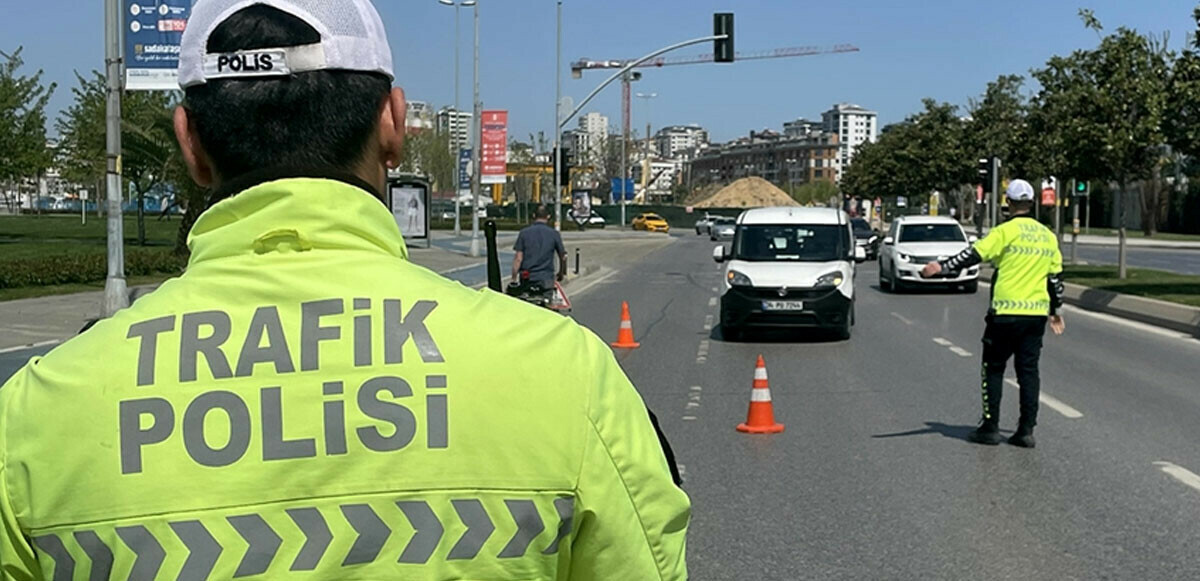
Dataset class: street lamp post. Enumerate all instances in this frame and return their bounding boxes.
[438,0,475,237]
[468,1,483,257]
[554,0,563,231]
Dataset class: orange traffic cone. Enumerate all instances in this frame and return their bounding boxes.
[610,301,641,349]
[736,355,784,434]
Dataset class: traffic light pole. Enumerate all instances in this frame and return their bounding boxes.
[1070,179,1080,264]
[990,158,1000,231]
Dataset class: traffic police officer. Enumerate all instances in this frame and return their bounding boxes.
[921,179,1065,448]
[0,1,689,579]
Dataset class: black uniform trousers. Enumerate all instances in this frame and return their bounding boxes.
[980,315,1047,429]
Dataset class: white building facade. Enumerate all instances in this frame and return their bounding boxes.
[821,103,877,181]
[655,125,709,160]
[406,101,435,133]
[436,108,473,150]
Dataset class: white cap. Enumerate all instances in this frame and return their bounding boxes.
[1006,179,1035,202]
[179,0,394,89]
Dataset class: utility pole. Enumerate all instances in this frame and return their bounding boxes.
[104,0,128,316]
[468,1,482,257]
[990,157,1001,231]
[620,72,631,227]
[553,0,563,231]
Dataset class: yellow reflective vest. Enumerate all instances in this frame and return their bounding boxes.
[0,175,690,580]
[975,216,1063,316]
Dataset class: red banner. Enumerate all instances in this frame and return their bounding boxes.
[480,110,508,185]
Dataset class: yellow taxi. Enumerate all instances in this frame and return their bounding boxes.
[632,213,670,233]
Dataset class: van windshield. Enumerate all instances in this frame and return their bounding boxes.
[734,225,848,262]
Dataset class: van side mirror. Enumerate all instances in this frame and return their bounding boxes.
[883,236,895,245]
[713,246,727,263]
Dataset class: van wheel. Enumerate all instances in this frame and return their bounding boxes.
[834,318,852,341]
[723,325,743,342]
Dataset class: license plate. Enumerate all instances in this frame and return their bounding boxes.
[762,300,805,311]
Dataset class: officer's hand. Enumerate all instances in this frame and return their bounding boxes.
[1050,315,1066,336]
[920,262,942,278]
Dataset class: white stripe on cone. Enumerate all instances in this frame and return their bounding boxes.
[750,388,772,402]
[754,367,768,381]
[620,321,632,329]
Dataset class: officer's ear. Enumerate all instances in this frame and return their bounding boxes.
[377,87,407,171]
[174,105,215,188]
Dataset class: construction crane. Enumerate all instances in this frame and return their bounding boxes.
[569,44,860,200]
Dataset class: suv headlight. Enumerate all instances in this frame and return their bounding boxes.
[815,271,845,288]
[727,270,753,287]
[897,252,911,262]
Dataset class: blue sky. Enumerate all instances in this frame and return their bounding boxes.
[3,0,1196,143]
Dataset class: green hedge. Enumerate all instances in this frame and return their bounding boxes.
[0,249,187,289]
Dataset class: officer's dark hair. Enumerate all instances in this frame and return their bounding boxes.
[183,5,392,181]
[534,205,552,220]
[1010,199,1035,214]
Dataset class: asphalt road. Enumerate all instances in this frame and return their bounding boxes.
[5,234,1200,578]
[1071,244,1200,275]
[566,234,1200,580]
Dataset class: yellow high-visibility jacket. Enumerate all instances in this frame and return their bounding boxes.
[0,173,690,580]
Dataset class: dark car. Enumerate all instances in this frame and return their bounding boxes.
[851,218,880,260]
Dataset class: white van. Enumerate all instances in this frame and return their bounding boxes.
[713,207,866,341]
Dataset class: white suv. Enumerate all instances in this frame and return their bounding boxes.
[878,216,979,293]
[713,207,866,341]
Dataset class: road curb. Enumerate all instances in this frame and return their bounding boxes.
[1076,242,1200,252]
[1062,283,1200,337]
[982,269,1200,336]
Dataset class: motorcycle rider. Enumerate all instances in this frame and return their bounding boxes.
[512,204,568,292]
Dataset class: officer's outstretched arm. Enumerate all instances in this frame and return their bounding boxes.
[571,347,690,580]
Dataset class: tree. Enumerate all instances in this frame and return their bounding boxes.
[967,75,1029,178]
[789,180,839,206]
[55,71,177,245]
[398,130,455,193]
[0,47,55,208]
[1168,7,1200,160]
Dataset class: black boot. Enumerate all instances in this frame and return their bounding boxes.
[967,421,1003,446]
[1008,423,1036,449]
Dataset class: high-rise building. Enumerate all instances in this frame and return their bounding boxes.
[436,107,473,150]
[821,103,877,181]
[655,125,709,160]
[575,112,609,164]
[406,101,435,133]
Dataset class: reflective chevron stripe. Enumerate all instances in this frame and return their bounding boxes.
[32,535,74,581]
[31,495,575,578]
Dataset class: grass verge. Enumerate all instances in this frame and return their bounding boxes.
[1063,265,1200,308]
[1079,228,1200,242]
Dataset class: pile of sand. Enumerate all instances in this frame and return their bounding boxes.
[694,177,800,209]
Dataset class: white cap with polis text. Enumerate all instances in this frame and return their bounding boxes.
[1006,179,1035,202]
[178,0,394,89]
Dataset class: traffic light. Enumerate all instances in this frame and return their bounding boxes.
[714,13,734,63]
[1075,180,1089,198]
[977,158,992,187]
[557,147,573,187]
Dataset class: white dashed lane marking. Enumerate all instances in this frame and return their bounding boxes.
[708,297,718,308]
[891,312,914,325]
[949,346,973,357]
[933,337,953,346]
[1005,379,1083,419]
[1154,462,1200,494]
[703,315,714,332]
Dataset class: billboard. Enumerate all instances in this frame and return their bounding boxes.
[126,1,194,91]
[458,148,472,193]
[480,110,508,185]
[389,180,431,243]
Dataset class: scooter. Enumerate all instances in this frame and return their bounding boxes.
[485,220,572,314]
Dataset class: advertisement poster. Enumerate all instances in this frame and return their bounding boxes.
[480,110,508,185]
[571,191,592,224]
[391,185,428,240]
[458,148,472,193]
[126,1,194,91]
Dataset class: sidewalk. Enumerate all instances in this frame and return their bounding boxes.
[0,230,674,350]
